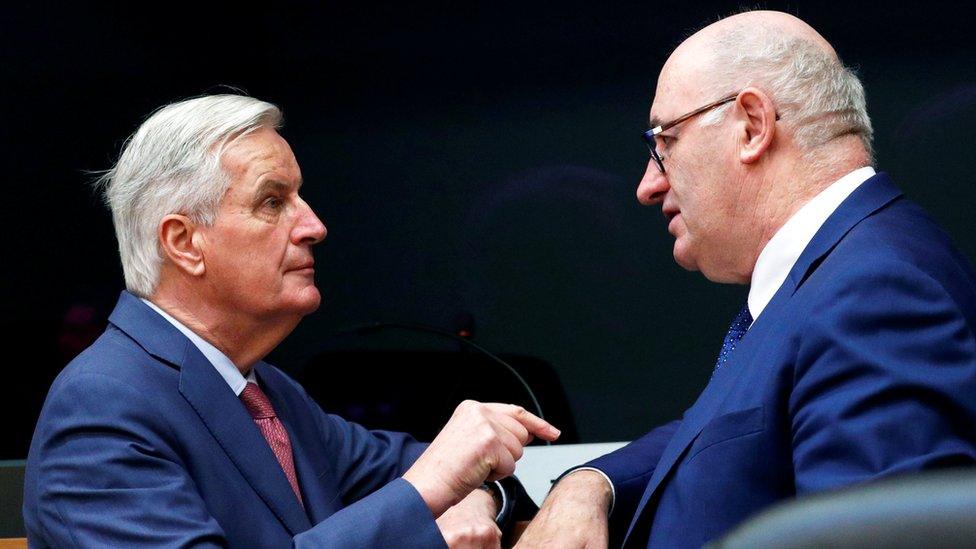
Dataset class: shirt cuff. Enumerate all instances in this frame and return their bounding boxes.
[552,466,616,516]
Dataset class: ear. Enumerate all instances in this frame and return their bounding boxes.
[735,87,778,164]
[158,214,206,277]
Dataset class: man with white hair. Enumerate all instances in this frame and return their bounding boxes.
[24,94,560,547]
[516,10,976,548]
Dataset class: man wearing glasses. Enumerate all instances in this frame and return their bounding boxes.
[516,10,976,548]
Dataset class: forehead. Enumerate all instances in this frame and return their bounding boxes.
[221,127,301,189]
[649,43,715,125]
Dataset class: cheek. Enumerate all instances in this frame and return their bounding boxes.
[239,223,289,257]
[214,231,284,283]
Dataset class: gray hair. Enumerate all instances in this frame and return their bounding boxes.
[96,94,282,297]
[697,25,874,163]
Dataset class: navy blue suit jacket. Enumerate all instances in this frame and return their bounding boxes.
[589,173,976,547]
[24,292,447,548]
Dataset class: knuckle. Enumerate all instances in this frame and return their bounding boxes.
[484,452,498,470]
[476,524,500,541]
[478,443,496,464]
[498,460,515,477]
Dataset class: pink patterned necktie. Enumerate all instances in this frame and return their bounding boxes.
[239,382,304,508]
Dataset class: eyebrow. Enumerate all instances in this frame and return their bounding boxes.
[253,178,302,197]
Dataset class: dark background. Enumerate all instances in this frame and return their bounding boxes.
[2,1,975,458]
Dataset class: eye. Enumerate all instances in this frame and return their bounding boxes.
[262,196,284,210]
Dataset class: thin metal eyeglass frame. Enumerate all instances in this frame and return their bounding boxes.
[642,94,739,174]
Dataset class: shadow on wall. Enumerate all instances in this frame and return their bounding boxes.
[458,165,644,337]
[890,83,976,263]
[453,165,680,439]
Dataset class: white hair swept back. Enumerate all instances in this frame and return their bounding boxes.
[96,94,282,297]
[697,24,874,163]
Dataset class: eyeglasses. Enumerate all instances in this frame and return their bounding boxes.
[642,93,738,174]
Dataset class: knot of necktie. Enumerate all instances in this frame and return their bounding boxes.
[240,382,276,420]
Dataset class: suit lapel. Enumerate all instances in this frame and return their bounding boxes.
[107,291,192,368]
[621,172,903,545]
[255,364,342,523]
[109,292,311,535]
[788,172,902,291]
[179,351,312,535]
[621,309,772,546]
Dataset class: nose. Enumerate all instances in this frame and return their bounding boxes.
[293,197,327,246]
[636,159,670,206]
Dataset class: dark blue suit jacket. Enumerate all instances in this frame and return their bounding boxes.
[590,173,976,548]
[24,292,447,547]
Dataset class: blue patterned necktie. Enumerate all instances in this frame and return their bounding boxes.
[713,304,753,373]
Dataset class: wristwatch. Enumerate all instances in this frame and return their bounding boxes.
[480,481,513,528]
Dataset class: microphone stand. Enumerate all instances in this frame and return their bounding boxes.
[340,321,550,445]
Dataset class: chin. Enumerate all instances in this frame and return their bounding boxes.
[672,243,701,273]
[285,286,322,316]
[698,261,750,284]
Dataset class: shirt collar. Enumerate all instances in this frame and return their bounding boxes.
[140,298,256,395]
[748,166,876,319]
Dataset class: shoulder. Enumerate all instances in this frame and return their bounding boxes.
[799,197,976,325]
[780,198,976,376]
[52,324,179,391]
[37,325,182,436]
[839,197,975,289]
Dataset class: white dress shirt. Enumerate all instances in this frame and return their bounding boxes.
[141,298,256,395]
[747,166,876,320]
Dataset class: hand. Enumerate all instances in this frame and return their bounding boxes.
[404,400,560,517]
[436,488,502,549]
[514,470,611,549]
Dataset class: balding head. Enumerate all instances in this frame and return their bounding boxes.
[655,10,872,164]
[692,11,835,57]
[637,11,874,283]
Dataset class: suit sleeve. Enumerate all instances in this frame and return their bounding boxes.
[582,420,680,533]
[286,381,447,548]
[27,372,227,548]
[790,259,976,493]
[294,478,444,548]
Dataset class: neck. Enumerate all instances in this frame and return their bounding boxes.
[743,143,869,279]
[149,278,295,373]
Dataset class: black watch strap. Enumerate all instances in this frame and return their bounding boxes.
[481,481,513,528]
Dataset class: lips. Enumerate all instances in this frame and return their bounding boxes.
[288,259,315,272]
[662,202,681,222]
[662,204,681,235]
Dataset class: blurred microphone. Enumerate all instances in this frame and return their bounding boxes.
[453,311,475,339]
[340,316,549,444]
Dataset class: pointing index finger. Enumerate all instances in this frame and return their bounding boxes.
[499,404,561,441]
